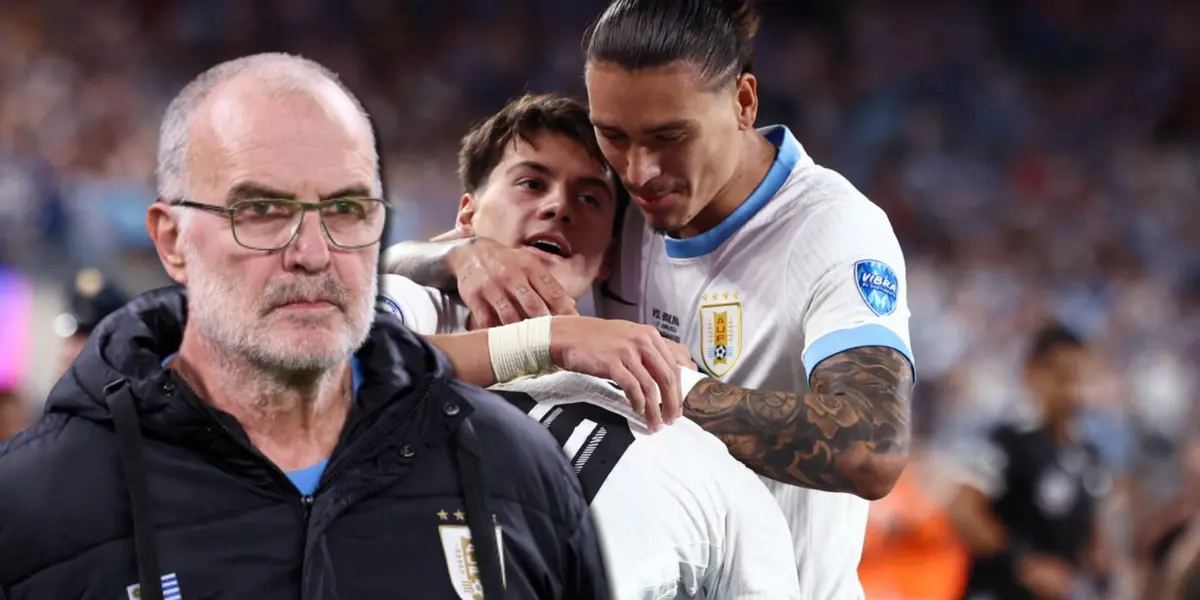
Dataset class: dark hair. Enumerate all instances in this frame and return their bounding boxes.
[458,93,628,236]
[459,93,608,193]
[1027,323,1086,364]
[583,0,761,88]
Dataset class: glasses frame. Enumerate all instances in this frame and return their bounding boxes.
[165,198,390,251]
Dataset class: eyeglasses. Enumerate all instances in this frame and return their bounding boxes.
[166,198,390,251]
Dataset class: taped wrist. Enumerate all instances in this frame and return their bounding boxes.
[488,316,554,383]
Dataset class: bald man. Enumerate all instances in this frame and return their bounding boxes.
[0,53,609,600]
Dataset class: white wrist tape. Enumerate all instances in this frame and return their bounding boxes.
[679,367,709,404]
[488,316,554,383]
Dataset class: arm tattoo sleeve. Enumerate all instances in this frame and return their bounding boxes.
[682,346,913,498]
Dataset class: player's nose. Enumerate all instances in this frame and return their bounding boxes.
[537,187,575,224]
[623,146,661,188]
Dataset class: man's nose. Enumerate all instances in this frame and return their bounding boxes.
[538,188,575,224]
[624,146,661,189]
[283,211,332,273]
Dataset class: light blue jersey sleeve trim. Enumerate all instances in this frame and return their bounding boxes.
[802,324,916,382]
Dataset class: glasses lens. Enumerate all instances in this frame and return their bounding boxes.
[321,198,387,248]
[231,200,303,250]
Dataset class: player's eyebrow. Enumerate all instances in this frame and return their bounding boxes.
[591,119,692,135]
[506,160,555,178]
[226,182,374,202]
[508,160,613,193]
[644,120,692,135]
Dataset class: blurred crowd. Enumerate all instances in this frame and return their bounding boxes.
[1,0,1198,597]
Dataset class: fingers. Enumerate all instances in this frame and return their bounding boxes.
[666,340,694,368]
[458,285,501,329]
[647,336,684,425]
[609,368,647,428]
[511,281,553,319]
[529,269,578,316]
[623,355,663,433]
[477,285,522,326]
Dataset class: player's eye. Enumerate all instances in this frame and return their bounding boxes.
[579,194,601,207]
[517,179,544,191]
[655,132,685,144]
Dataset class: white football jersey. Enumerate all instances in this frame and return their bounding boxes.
[595,125,915,599]
[378,275,802,600]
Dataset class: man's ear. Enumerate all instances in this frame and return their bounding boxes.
[455,193,477,237]
[734,72,758,131]
[146,200,189,285]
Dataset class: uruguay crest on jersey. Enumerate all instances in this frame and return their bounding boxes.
[699,291,742,378]
[437,512,506,600]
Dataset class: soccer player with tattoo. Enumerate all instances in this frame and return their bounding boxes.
[382,92,801,599]
[384,1,916,596]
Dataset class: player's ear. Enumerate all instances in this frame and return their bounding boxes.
[455,193,476,237]
[734,73,758,131]
[146,200,189,285]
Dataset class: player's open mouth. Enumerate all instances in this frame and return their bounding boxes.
[524,233,572,259]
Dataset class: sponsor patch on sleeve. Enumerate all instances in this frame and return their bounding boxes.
[854,260,898,317]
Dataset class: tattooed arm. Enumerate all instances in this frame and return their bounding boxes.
[381,235,473,292]
[683,346,913,500]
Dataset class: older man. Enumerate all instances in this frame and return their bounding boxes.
[0,53,608,599]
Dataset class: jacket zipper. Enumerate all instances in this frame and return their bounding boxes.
[169,370,437,508]
[169,371,303,507]
[311,379,434,497]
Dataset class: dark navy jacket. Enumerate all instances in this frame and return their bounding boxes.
[0,287,608,599]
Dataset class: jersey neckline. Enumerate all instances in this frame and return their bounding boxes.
[663,125,803,260]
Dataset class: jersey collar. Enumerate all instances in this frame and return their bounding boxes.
[663,125,803,260]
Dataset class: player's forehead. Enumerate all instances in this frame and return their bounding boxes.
[585,61,713,133]
[495,130,615,190]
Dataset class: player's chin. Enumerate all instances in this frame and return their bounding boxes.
[636,196,689,231]
[548,261,591,302]
[644,212,690,236]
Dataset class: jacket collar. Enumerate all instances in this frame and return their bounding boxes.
[46,285,455,437]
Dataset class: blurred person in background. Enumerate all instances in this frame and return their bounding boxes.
[1154,435,1200,600]
[0,53,611,600]
[1138,428,1200,599]
[380,92,802,599]
[52,267,129,376]
[947,324,1113,600]
[858,415,969,600]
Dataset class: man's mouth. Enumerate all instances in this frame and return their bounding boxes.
[274,299,338,312]
[524,233,572,259]
[632,191,676,207]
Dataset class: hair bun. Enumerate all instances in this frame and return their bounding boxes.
[716,0,760,39]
